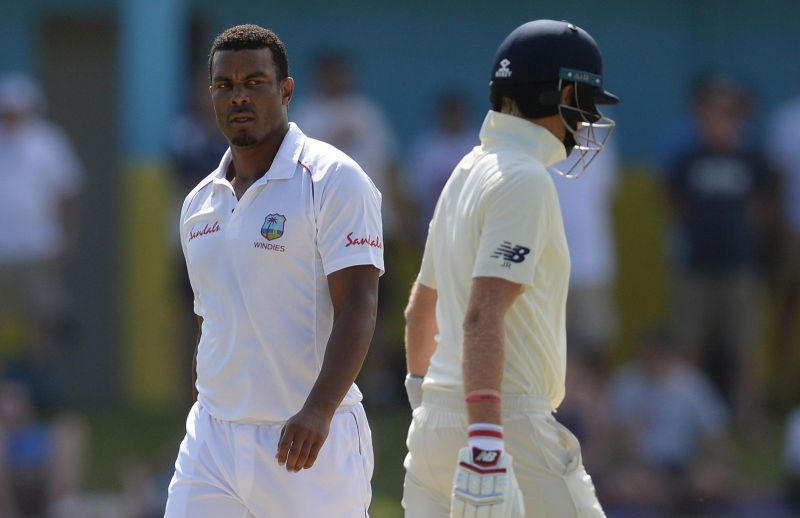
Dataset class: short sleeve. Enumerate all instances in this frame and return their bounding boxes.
[472,170,553,286]
[179,190,204,317]
[316,162,384,276]
[417,219,437,288]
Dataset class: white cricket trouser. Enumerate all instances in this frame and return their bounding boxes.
[165,401,373,518]
[402,390,605,517]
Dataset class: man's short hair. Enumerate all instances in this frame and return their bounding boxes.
[208,24,289,82]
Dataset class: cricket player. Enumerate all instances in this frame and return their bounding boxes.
[165,25,382,517]
[402,20,618,517]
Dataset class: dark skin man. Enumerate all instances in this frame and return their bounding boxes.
[203,47,380,472]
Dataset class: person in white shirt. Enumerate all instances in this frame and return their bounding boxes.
[292,52,399,239]
[0,72,84,354]
[164,25,383,518]
[552,127,619,358]
[408,91,477,240]
[402,20,618,517]
[293,51,407,408]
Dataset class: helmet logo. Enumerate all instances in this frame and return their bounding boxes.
[495,59,512,78]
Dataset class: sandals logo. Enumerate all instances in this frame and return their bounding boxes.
[345,232,383,249]
[188,221,221,243]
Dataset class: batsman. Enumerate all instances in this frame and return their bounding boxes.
[402,20,618,517]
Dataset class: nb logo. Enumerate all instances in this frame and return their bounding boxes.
[491,241,530,263]
[474,449,500,465]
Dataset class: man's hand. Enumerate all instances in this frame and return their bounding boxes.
[451,446,524,518]
[276,406,332,472]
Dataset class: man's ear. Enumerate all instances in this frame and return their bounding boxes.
[560,84,575,106]
[282,77,295,106]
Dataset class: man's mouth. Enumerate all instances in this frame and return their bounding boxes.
[229,113,255,124]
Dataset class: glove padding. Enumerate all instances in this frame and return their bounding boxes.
[450,446,524,518]
[405,374,424,410]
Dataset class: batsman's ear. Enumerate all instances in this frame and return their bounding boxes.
[559,84,575,106]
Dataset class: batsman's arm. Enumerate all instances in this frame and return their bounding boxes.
[462,276,522,425]
[277,264,379,472]
[192,315,202,403]
[404,281,438,377]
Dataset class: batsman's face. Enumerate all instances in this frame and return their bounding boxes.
[210,48,293,148]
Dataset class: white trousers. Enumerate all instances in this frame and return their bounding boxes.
[165,402,373,518]
[402,390,604,517]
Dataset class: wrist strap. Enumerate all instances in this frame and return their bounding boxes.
[467,423,504,453]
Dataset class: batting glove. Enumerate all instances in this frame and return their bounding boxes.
[450,425,524,518]
[405,374,424,411]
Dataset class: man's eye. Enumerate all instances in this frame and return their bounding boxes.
[247,80,262,86]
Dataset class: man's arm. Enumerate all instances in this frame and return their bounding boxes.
[462,276,522,425]
[448,276,526,517]
[403,281,438,410]
[192,315,202,403]
[404,281,438,377]
[277,264,379,472]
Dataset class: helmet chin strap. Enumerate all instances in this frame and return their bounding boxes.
[562,127,577,155]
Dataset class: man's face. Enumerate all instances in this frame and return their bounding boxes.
[210,48,293,148]
[697,94,746,152]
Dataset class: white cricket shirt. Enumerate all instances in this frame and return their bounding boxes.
[419,110,570,410]
[180,123,384,423]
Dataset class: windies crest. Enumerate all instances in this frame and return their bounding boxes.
[261,213,286,241]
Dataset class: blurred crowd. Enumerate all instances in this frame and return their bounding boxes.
[1,52,800,516]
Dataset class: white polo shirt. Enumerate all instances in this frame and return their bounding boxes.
[180,123,383,423]
[418,110,570,410]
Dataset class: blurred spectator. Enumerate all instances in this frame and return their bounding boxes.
[293,51,408,404]
[0,72,84,358]
[664,73,776,427]
[408,91,477,238]
[170,70,228,197]
[292,51,403,239]
[557,349,612,473]
[784,407,800,511]
[0,379,87,517]
[552,125,619,360]
[766,92,800,398]
[603,327,740,515]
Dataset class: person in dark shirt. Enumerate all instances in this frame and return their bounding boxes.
[666,74,776,432]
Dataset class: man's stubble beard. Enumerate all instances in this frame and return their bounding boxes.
[231,132,258,148]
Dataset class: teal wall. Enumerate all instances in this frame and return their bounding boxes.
[192,0,800,161]
[2,0,799,161]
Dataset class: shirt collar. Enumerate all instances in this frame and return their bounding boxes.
[212,122,306,185]
[479,110,567,167]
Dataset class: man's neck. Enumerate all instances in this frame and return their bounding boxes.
[227,124,289,184]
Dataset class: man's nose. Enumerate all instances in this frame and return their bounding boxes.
[231,84,250,104]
